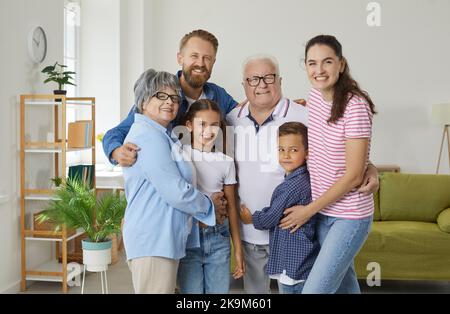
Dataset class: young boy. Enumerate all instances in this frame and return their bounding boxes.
[240,121,319,294]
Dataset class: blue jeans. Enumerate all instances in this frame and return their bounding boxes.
[280,281,305,294]
[302,214,373,294]
[177,221,231,294]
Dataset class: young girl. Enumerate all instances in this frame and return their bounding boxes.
[176,99,245,294]
[280,35,376,293]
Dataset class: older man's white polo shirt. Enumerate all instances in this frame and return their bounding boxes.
[226,97,308,245]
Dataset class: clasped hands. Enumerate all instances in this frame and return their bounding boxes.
[211,191,228,225]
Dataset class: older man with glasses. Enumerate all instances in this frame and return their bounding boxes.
[227,54,309,294]
[227,54,379,294]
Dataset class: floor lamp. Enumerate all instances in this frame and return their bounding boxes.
[432,103,450,174]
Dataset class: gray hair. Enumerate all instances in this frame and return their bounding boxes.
[134,69,181,113]
[242,54,280,80]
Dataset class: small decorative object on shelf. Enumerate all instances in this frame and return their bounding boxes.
[41,62,76,98]
[96,132,104,143]
[51,176,62,188]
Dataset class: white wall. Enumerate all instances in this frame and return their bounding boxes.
[120,0,145,119]
[145,0,450,174]
[0,0,64,293]
[1,0,449,294]
[80,0,121,164]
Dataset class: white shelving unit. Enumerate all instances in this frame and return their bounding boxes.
[20,94,95,293]
[25,260,82,283]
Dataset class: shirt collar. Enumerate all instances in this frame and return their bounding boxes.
[134,113,174,138]
[284,164,308,180]
[237,97,290,120]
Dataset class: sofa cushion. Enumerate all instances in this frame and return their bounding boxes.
[437,208,450,233]
[355,221,450,280]
[360,221,450,254]
[379,173,450,222]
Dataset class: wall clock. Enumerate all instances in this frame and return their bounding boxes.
[28,26,47,63]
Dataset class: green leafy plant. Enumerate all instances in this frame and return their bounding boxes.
[36,177,126,243]
[41,62,76,90]
[51,176,63,187]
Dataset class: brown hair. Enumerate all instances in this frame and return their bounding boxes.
[179,29,219,54]
[278,122,308,150]
[305,35,376,123]
[182,99,227,154]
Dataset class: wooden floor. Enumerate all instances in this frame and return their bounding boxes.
[19,251,450,294]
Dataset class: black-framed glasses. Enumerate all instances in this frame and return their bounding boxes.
[153,91,181,104]
[246,73,277,87]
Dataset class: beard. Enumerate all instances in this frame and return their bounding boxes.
[182,65,211,89]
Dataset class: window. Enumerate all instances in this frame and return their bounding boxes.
[64,1,83,166]
[64,1,80,98]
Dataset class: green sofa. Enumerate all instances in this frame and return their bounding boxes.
[355,172,450,280]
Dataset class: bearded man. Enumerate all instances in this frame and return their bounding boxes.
[102,29,237,167]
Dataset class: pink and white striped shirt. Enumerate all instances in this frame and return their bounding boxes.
[307,88,374,219]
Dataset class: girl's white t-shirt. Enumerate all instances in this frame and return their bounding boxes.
[183,145,237,196]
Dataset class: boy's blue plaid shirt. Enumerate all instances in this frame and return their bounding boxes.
[252,165,320,281]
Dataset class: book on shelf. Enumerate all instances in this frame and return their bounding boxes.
[68,165,94,188]
[68,120,93,148]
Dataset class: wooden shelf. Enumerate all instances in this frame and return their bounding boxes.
[20,94,96,293]
[24,189,57,201]
[26,260,82,282]
[24,147,94,153]
[24,141,94,153]
[24,229,85,242]
[23,96,95,107]
[24,194,58,201]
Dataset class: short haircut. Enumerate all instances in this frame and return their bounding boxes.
[278,122,308,150]
[134,69,181,113]
[242,53,280,79]
[179,29,219,54]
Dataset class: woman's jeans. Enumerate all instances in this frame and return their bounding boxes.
[177,221,231,294]
[302,214,373,294]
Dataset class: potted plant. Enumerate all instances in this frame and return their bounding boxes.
[36,177,126,271]
[51,176,63,188]
[41,62,76,98]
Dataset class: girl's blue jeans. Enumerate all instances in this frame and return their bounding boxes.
[177,221,231,294]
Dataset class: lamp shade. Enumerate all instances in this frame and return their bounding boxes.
[431,103,450,125]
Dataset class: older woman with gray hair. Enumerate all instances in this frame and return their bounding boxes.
[122,69,216,293]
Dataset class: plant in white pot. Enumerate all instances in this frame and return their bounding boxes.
[36,177,126,272]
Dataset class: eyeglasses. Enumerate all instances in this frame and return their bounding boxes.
[153,91,181,104]
[245,74,277,87]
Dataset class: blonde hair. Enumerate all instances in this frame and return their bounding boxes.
[179,29,219,54]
